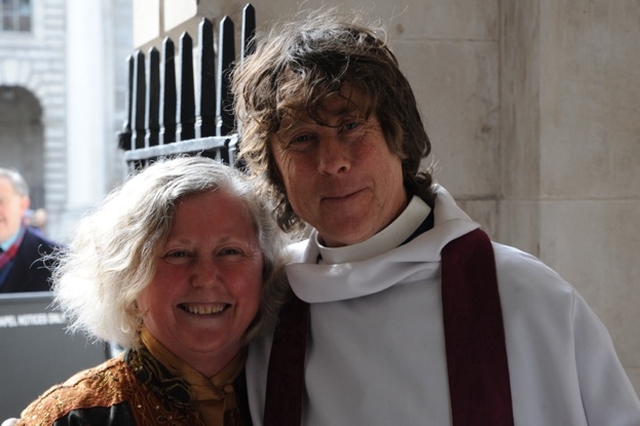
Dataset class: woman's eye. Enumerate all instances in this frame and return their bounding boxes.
[164,250,190,259]
[219,247,243,257]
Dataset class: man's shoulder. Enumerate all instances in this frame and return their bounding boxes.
[492,242,559,278]
[491,242,576,301]
[21,228,60,250]
[14,229,60,266]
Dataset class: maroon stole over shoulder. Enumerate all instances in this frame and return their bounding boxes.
[263,228,514,425]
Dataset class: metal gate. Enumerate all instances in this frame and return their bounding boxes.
[117,4,256,170]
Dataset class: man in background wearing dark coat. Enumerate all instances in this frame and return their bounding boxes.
[0,168,59,293]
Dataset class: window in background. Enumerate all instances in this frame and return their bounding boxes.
[1,0,31,32]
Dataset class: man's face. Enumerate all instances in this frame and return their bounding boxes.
[0,177,29,243]
[270,86,407,247]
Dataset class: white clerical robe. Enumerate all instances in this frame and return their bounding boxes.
[246,186,640,426]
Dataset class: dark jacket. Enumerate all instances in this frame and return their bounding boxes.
[0,228,59,293]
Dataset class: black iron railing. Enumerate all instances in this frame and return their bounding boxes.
[117,4,256,169]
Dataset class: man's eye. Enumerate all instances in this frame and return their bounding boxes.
[290,134,314,145]
[343,121,359,131]
[282,134,315,152]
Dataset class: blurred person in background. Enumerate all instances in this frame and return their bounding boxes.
[25,207,49,237]
[0,168,59,293]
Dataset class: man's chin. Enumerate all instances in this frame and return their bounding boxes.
[316,226,373,248]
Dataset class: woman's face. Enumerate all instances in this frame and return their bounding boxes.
[137,190,263,377]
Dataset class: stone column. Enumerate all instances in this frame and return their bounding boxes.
[62,0,107,237]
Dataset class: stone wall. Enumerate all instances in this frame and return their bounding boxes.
[536,0,640,393]
[499,0,640,393]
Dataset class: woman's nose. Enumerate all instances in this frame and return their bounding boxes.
[191,259,220,288]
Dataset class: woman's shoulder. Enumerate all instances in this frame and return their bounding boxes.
[17,355,136,425]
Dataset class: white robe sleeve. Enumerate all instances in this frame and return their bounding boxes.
[494,242,640,425]
[572,290,640,425]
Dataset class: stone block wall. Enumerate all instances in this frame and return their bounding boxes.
[500,0,640,392]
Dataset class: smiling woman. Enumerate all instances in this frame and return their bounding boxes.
[12,156,291,426]
[137,189,265,377]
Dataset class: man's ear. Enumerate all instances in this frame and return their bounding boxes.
[268,150,285,187]
[19,196,30,215]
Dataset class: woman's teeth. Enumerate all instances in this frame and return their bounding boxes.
[182,304,227,315]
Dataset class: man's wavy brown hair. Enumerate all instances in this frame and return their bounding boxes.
[232,7,435,234]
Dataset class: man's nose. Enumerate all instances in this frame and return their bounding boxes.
[317,133,351,175]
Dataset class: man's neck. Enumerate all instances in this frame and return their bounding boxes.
[0,226,24,251]
[316,196,431,264]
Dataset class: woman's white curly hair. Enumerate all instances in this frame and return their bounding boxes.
[51,156,291,349]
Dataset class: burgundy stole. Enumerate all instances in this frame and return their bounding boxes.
[441,228,514,425]
[263,228,514,425]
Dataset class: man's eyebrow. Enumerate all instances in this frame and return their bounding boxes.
[275,96,366,136]
[321,95,361,115]
[277,118,312,136]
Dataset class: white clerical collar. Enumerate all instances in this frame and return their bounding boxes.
[316,196,432,264]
